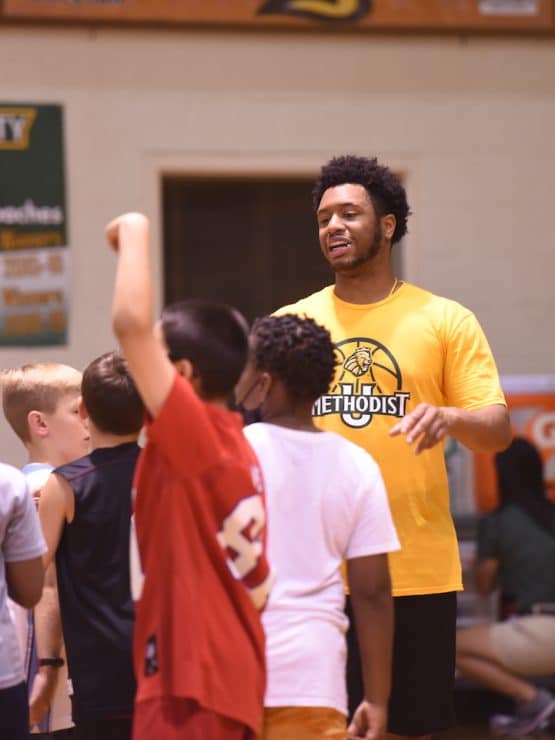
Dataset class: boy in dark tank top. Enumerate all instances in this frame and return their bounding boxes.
[38,351,144,740]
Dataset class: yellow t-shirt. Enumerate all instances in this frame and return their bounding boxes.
[277,282,506,596]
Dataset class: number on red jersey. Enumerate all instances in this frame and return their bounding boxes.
[217,494,273,609]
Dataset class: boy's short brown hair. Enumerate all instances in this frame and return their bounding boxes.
[2,363,82,442]
[82,351,144,436]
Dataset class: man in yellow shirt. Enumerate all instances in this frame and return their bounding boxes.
[276,155,512,740]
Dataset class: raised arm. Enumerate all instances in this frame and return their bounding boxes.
[106,212,175,419]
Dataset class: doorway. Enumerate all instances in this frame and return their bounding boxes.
[162,176,404,321]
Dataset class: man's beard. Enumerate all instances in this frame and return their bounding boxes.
[330,220,383,274]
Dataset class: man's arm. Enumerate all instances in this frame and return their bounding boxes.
[106,212,175,419]
[38,474,73,569]
[347,553,393,740]
[390,403,511,455]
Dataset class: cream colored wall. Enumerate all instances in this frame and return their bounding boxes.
[1,26,554,466]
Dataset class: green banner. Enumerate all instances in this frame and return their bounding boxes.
[0,104,68,346]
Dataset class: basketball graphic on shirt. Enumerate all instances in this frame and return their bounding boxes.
[333,338,402,395]
[314,337,409,429]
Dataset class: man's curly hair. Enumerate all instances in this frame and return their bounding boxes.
[251,314,336,403]
[312,154,411,244]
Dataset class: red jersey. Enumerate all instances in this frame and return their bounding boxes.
[133,373,272,734]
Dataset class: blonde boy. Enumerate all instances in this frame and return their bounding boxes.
[2,363,90,736]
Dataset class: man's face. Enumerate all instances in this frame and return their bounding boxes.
[45,391,90,465]
[317,183,383,274]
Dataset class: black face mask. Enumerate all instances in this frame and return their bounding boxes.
[235,377,263,422]
[239,407,262,425]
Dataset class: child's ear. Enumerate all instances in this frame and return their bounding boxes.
[175,358,194,381]
[177,360,206,396]
[27,410,48,438]
[258,372,273,401]
[79,399,89,421]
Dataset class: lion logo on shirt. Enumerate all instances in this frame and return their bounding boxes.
[344,347,373,376]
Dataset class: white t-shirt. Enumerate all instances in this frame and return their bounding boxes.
[0,463,46,690]
[243,423,400,715]
[9,463,53,665]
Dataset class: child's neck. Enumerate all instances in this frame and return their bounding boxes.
[205,397,228,408]
[262,402,319,433]
[25,443,62,468]
[89,429,138,450]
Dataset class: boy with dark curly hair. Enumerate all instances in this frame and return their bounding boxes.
[276,154,511,740]
[235,313,399,740]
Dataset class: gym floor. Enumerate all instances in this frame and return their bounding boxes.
[448,686,555,738]
[444,729,553,739]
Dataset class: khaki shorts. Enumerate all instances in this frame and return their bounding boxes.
[490,615,555,676]
[262,707,347,740]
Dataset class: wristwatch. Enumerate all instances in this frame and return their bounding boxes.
[38,657,65,668]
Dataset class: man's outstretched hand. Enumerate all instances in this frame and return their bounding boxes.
[390,402,450,455]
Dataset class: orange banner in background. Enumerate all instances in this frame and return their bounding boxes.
[474,376,555,511]
[1,0,553,32]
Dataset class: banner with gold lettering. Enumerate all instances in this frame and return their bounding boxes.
[1,0,551,32]
[0,104,68,346]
